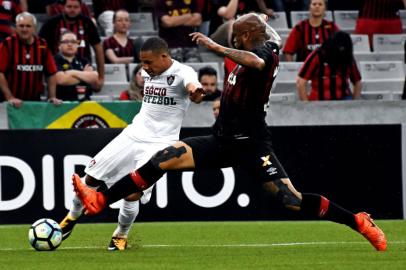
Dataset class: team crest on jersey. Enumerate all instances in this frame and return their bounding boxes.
[167,75,175,85]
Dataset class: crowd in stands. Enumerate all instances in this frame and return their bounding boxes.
[1,0,406,107]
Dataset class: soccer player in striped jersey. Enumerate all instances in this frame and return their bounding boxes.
[355,0,406,46]
[283,0,338,62]
[296,31,362,101]
[73,13,387,252]
[59,37,206,251]
[103,9,142,64]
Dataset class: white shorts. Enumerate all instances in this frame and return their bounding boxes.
[85,130,172,202]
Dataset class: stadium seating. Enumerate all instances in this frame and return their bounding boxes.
[333,10,358,33]
[373,34,406,52]
[351,34,371,53]
[129,12,157,36]
[273,62,303,94]
[399,9,406,32]
[103,64,128,83]
[267,12,289,35]
[290,10,333,27]
[359,61,404,93]
[128,63,138,78]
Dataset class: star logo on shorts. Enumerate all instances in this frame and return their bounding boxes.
[261,155,271,167]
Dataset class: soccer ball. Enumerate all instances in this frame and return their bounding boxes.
[28,218,63,251]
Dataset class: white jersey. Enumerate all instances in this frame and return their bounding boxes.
[124,60,200,143]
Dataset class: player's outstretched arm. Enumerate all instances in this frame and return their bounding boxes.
[189,32,266,70]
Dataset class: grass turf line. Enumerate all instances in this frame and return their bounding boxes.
[0,220,405,270]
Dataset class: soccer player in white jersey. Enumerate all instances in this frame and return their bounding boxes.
[59,37,205,251]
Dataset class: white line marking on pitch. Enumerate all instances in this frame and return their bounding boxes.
[1,241,406,251]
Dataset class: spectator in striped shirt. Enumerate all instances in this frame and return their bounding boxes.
[355,0,406,47]
[39,0,105,90]
[46,0,95,23]
[0,12,86,107]
[103,9,142,64]
[283,0,339,62]
[0,0,24,41]
[296,31,362,101]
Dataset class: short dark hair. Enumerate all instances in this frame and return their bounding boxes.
[198,66,217,81]
[141,37,169,54]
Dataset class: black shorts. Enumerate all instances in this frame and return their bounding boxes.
[182,135,288,182]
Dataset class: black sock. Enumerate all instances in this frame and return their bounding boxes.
[102,174,141,204]
[301,193,357,230]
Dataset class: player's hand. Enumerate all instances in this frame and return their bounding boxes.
[8,97,23,108]
[189,32,218,51]
[48,97,63,106]
[189,87,206,104]
[84,64,94,72]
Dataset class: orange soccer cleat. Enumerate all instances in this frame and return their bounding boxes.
[355,212,387,251]
[72,173,107,216]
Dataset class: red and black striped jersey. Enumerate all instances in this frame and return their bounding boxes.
[213,41,279,138]
[103,36,135,64]
[38,14,101,62]
[283,19,339,62]
[0,34,57,100]
[358,0,404,19]
[0,0,23,40]
[47,3,93,18]
[92,0,129,17]
[298,50,361,101]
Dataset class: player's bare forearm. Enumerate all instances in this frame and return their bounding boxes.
[190,32,265,70]
[223,48,265,70]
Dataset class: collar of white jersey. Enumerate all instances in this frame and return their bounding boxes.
[141,59,179,79]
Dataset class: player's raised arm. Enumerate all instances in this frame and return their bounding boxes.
[190,32,265,70]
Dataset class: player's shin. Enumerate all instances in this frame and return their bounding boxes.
[103,160,164,204]
[300,193,357,230]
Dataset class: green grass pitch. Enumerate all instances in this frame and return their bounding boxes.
[1,220,405,270]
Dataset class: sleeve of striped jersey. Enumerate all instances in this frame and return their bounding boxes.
[298,51,319,80]
[282,27,300,54]
[0,43,9,73]
[44,48,58,76]
[349,60,362,83]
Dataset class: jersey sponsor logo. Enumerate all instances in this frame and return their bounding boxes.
[307,44,322,51]
[16,65,44,72]
[167,75,175,85]
[72,114,109,128]
[143,95,177,105]
[144,86,167,96]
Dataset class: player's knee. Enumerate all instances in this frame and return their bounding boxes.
[273,179,301,209]
[84,175,107,191]
[125,192,142,201]
[150,145,187,169]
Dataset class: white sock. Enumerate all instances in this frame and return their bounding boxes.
[68,195,84,219]
[68,176,93,219]
[113,200,140,237]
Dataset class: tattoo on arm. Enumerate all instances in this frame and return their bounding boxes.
[223,48,247,63]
